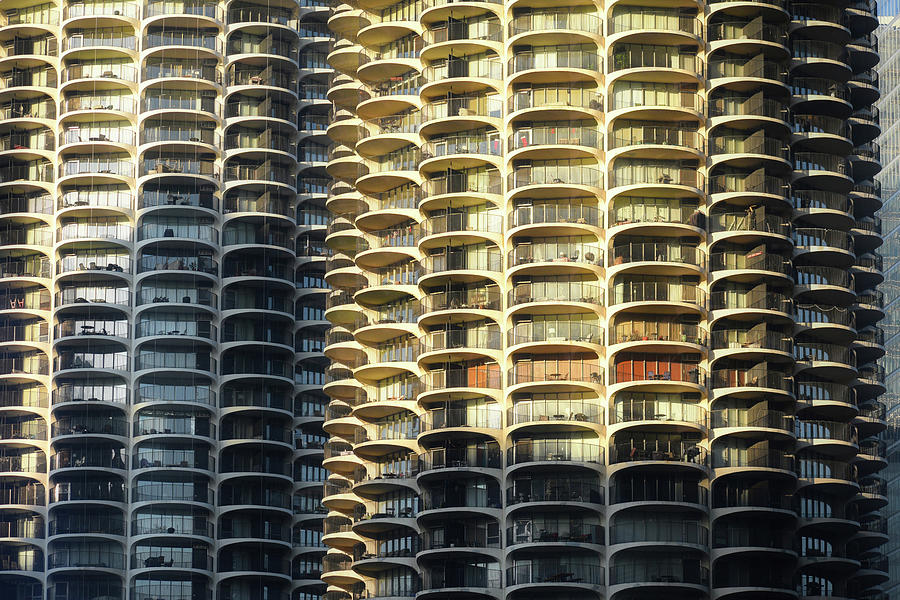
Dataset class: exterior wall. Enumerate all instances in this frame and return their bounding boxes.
[322,1,888,599]
[0,1,331,599]
[878,7,900,600]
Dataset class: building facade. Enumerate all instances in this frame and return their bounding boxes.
[322,1,889,599]
[0,1,331,599]
[877,7,900,600]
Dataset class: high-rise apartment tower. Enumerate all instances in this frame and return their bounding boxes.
[322,0,889,599]
[0,1,333,599]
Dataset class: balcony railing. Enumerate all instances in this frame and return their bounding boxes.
[612,126,699,149]
[611,242,703,267]
[714,448,794,471]
[610,520,708,545]
[145,32,222,52]
[611,280,704,305]
[795,265,851,288]
[507,476,604,504]
[510,125,601,150]
[709,290,793,314]
[509,280,602,306]
[62,63,136,83]
[708,21,787,44]
[611,399,705,425]
[709,251,791,275]
[710,368,792,392]
[508,398,601,424]
[146,0,221,18]
[507,522,603,546]
[509,358,602,386]
[708,173,787,196]
[419,446,501,471]
[708,57,786,81]
[507,561,604,585]
[510,11,600,35]
[609,561,709,586]
[510,243,602,267]
[708,212,790,236]
[792,76,850,101]
[145,61,220,83]
[711,330,792,353]
[611,45,700,72]
[507,438,602,464]
[509,321,601,345]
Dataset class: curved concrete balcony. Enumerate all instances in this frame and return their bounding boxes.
[608,160,701,196]
[708,211,791,248]
[849,141,881,182]
[708,20,789,54]
[796,380,856,418]
[609,43,702,84]
[420,54,502,96]
[710,406,793,438]
[421,168,501,209]
[709,249,792,282]
[508,240,602,277]
[610,119,699,158]
[507,320,602,353]
[710,563,794,598]
[507,438,602,472]
[610,396,705,432]
[853,325,886,366]
[507,356,602,394]
[421,134,502,174]
[507,9,600,45]
[710,367,794,399]
[853,290,885,326]
[848,71,880,118]
[790,39,851,80]
[418,363,500,402]
[50,475,126,506]
[708,93,789,131]
[846,0,878,32]
[795,265,855,303]
[793,151,853,192]
[327,40,369,77]
[791,189,853,231]
[507,280,602,315]
[710,329,792,362]
[0,250,51,285]
[608,555,708,596]
[418,444,501,480]
[791,77,853,119]
[419,327,500,363]
[609,279,705,312]
[505,559,604,593]
[793,227,854,267]
[795,304,854,340]
[790,3,850,38]
[793,114,853,157]
[609,241,703,274]
[708,174,789,211]
[707,55,787,91]
[507,475,604,511]
[798,456,859,490]
[709,133,790,169]
[609,517,707,553]
[852,218,883,257]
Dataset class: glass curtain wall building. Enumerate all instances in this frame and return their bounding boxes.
[0,1,331,599]
[322,0,889,599]
[878,5,900,600]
